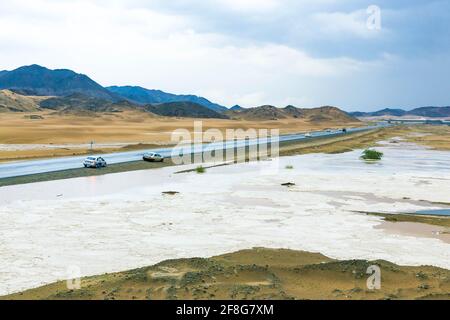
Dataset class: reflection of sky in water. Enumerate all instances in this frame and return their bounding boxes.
[415,209,450,216]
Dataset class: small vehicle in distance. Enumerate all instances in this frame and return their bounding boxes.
[83,156,107,168]
[304,133,312,138]
[143,152,164,162]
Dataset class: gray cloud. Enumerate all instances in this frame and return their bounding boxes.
[0,0,448,110]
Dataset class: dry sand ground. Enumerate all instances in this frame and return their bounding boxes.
[5,248,450,300]
[401,125,450,150]
[0,111,361,161]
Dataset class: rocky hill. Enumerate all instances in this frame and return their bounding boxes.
[0,89,43,112]
[351,107,450,118]
[2,86,226,118]
[409,106,450,118]
[301,106,358,123]
[145,101,229,119]
[39,93,142,116]
[227,104,358,122]
[107,86,228,113]
[226,105,288,120]
[0,65,118,101]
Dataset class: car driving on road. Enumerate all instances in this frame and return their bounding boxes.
[143,152,164,162]
[83,156,107,168]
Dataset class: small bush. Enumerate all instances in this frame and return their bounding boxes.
[285,165,294,169]
[195,166,206,173]
[361,149,383,160]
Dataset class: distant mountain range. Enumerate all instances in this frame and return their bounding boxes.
[226,105,357,123]
[226,105,299,121]
[1,65,449,120]
[350,107,450,118]
[0,88,357,122]
[0,65,227,112]
[0,64,361,122]
[107,86,227,113]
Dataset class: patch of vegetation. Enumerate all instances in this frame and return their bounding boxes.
[195,166,206,174]
[24,114,44,120]
[124,269,148,282]
[230,285,260,299]
[360,211,450,228]
[285,165,294,169]
[361,149,384,160]
[180,272,204,286]
[166,285,178,300]
[52,288,94,299]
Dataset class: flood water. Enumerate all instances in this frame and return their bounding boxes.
[414,209,450,216]
[1,138,450,295]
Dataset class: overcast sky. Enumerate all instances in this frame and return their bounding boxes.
[0,0,449,111]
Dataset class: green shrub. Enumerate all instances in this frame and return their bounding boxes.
[195,166,206,173]
[361,149,383,160]
[285,165,294,169]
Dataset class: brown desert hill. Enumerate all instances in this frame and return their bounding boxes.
[4,248,450,300]
[226,105,288,120]
[0,89,227,119]
[0,89,46,112]
[0,89,358,123]
[31,93,228,119]
[145,101,229,119]
[39,93,146,116]
[283,105,304,118]
[36,93,227,119]
[226,104,359,123]
[301,106,358,123]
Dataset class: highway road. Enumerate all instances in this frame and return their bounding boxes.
[0,124,385,179]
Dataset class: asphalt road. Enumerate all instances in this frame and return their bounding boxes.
[0,124,384,179]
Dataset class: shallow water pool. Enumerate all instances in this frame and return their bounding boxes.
[414,209,450,217]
